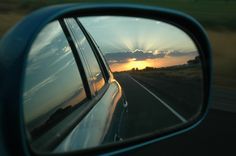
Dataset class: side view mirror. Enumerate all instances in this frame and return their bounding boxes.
[0,4,211,156]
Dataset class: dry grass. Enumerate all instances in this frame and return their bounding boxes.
[0,11,26,38]
[207,30,236,87]
[131,65,203,81]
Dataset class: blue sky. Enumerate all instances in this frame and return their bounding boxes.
[80,16,198,71]
[80,16,197,54]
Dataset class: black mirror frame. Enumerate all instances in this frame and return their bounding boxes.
[0,3,212,156]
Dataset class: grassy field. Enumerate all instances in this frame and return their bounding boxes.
[207,30,236,87]
[1,0,236,88]
[128,64,203,81]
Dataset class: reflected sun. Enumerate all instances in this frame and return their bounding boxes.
[125,60,151,70]
[109,56,193,72]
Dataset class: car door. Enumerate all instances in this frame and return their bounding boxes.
[22,18,126,153]
[52,18,126,152]
[22,20,89,152]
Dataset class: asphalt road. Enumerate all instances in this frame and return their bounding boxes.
[124,108,236,156]
[114,72,236,155]
[115,73,185,138]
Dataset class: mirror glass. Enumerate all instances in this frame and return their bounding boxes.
[22,16,203,153]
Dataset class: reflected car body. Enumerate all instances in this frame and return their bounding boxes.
[55,80,126,152]
[54,20,129,150]
[23,18,128,152]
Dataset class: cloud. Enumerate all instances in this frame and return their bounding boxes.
[29,21,62,58]
[105,50,197,64]
[24,58,74,103]
[166,51,197,57]
[23,75,57,100]
[105,50,165,64]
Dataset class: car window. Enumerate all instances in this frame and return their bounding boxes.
[64,18,105,94]
[23,20,87,140]
[87,31,111,80]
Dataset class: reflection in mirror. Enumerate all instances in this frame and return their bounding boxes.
[23,21,88,151]
[80,16,203,137]
[22,16,203,153]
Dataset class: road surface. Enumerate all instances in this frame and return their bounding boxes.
[114,72,236,155]
[125,108,236,156]
[114,73,195,139]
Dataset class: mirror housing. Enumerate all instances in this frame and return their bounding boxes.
[0,4,211,156]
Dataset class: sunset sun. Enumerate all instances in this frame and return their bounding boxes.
[125,60,151,70]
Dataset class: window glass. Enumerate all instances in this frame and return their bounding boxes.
[23,21,86,140]
[65,18,105,93]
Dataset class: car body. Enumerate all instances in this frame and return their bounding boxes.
[22,17,128,153]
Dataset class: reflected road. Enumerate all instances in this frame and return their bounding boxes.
[115,73,185,138]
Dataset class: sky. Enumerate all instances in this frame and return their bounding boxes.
[80,16,199,72]
[23,21,86,127]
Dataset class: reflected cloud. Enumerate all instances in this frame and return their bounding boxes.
[24,58,74,103]
[50,46,72,66]
[24,75,57,101]
[29,22,62,57]
[105,50,197,64]
[27,25,71,74]
[166,51,197,57]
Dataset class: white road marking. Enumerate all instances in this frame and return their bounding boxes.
[128,75,187,123]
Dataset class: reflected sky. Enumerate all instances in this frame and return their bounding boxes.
[23,21,86,128]
[80,16,199,72]
[64,18,105,92]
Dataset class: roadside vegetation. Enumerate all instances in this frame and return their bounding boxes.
[124,56,202,81]
[127,64,203,82]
